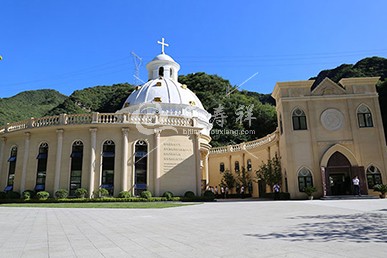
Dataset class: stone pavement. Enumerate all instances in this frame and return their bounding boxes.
[0,199,386,258]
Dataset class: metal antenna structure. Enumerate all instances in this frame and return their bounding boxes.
[131,51,143,85]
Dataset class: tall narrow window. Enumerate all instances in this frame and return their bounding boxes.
[36,143,49,191]
[101,140,115,195]
[69,141,83,196]
[235,161,240,172]
[247,159,252,171]
[5,146,17,191]
[279,114,283,135]
[292,108,307,130]
[220,162,225,173]
[357,105,373,128]
[366,165,382,189]
[135,140,148,196]
[158,66,164,77]
[298,167,313,192]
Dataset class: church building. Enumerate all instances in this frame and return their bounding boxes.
[1,39,386,199]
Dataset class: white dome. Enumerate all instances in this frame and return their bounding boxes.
[123,78,204,109]
[117,50,212,136]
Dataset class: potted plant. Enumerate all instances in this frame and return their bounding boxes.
[304,186,317,200]
[373,184,387,198]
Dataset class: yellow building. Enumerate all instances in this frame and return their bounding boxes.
[208,77,387,199]
[0,42,212,198]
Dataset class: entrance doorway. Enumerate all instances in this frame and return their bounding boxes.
[326,152,352,195]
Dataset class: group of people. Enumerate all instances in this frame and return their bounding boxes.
[206,185,246,198]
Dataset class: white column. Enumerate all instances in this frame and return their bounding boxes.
[194,133,202,195]
[89,128,97,198]
[0,137,6,188]
[153,129,161,196]
[20,132,31,193]
[54,129,64,192]
[121,128,129,192]
[204,151,209,186]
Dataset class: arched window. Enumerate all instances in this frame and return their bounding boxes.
[158,66,164,77]
[36,143,49,191]
[135,140,148,196]
[292,108,307,130]
[366,165,382,189]
[247,159,252,171]
[170,68,173,77]
[219,162,225,173]
[298,167,313,192]
[5,146,17,191]
[69,141,83,196]
[279,114,283,135]
[101,140,115,195]
[357,105,373,128]
[235,161,240,172]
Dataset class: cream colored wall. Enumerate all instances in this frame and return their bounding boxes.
[208,140,279,197]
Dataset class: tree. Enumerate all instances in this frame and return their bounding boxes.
[236,166,252,193]
[220,170,235,191]
[255,154,282,191]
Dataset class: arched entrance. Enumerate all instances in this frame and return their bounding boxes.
[321,150,367,196]
[327,152,351,195]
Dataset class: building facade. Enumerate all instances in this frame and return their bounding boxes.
[208,77,387,199]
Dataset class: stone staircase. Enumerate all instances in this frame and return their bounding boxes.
[320,195,379,200]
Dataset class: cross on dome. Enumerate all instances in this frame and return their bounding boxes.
[157,37,169,54]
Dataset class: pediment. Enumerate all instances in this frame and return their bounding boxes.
[311,77,346,96]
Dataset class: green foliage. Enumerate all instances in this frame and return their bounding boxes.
[373,184,387,194]
[255,154,282,189]
[36,191,50,200]
[94,188,110,198]
[140,190,152,199]
[55,189,69,199]
[236,166,252,191]
[184,191,195,198]
[45,83,134,116]
[304,186,317,197]
[0,191,6,199]
[118,191,132,198]
[0,89,67,125]
[74,188,88,198]
[179,73,277,146]
[203,190,215,199]
[5,191,21,199]
[162,191,174,200]
[220,170,236,190]
[22,190,35,200]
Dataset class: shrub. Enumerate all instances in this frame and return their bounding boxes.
[184,191,195,198]
[94,188,109,198]
[6,191,21,199]
[75,188,88,198]
[118,191,131,198]
[203,190,215,199]
[0,191,6,199]
[36,191,50,200]
[55,189,69,199]
[22,190,35,200]
[162,191,174,200]
[140,190,152,199]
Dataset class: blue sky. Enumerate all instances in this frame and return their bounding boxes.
[1,0,387,98]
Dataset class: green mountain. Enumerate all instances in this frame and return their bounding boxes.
[45,83,134,116]
[0,89,67,126]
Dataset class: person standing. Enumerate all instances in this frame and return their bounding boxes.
[240,185,245,199]
[353,176,360,196]
[273,183,280,200]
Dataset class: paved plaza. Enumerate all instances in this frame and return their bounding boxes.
[0,199,386,257]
